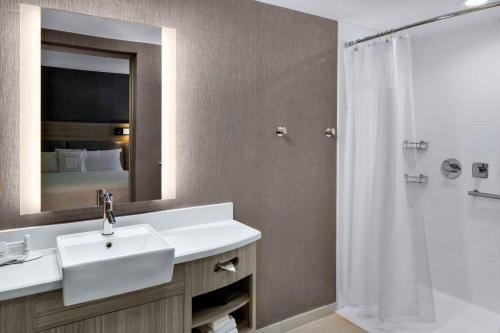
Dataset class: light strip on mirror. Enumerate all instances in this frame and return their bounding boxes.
[20,4,41,215]
[161,28,177,200]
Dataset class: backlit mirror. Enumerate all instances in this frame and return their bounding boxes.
[20,6,176,214]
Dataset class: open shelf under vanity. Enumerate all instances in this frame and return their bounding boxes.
[191,277,253,332]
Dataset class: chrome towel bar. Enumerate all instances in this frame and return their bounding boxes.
[468,190,500,200]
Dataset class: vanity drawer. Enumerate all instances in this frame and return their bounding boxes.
[188,243,256,297]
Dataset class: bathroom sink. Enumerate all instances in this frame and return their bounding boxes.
[57,224,175,306]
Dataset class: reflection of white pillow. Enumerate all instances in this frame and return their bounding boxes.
[41,152,58,173]
[85,149,123,171]
[56,149,87,172]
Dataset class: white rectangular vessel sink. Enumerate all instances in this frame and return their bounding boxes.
[57,224,174,306]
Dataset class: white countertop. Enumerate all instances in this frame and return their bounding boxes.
[0,248,61,300]
[0,203,261,302]
[161,220,261,264]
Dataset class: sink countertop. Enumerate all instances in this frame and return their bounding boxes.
[161,220,261,264]
[0,248,62,301]
[0,203,261,302]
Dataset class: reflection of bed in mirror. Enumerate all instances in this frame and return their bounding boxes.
[40,45,132,211]
[42,170,128,212]
[41,121,130,211]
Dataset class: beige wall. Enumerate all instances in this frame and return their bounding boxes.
[0,0,337,327]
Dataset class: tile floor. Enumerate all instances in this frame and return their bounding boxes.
[287,314,367,333]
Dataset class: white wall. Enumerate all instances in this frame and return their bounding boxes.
[412,16,500,313]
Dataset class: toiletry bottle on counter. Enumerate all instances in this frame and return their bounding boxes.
[23,234,31,255]
[0,241,6,258]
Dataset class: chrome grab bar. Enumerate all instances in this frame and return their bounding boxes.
[468,190,500,200]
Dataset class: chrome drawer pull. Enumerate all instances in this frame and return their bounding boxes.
[214,257,239,273]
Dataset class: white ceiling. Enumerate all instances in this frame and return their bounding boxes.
[42,50,130,74]
[41,2,499,46]
[256,0,499,31]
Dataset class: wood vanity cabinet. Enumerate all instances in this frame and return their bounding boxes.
[0,243,257,333]
[39,296,184,333]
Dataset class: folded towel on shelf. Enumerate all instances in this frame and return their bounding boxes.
[211,315,233,330]
[210,315,231,329]
[198,320,237,333]
[197,315,237,333]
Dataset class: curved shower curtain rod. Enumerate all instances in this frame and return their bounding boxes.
[345,1,500,48]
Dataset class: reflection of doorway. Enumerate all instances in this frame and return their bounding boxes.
[41,38,135,211]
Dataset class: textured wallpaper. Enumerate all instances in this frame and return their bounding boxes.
[0,0,337,327]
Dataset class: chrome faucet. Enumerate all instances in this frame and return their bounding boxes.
[97,189,116,236]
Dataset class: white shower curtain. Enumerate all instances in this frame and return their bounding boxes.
[337,35,435,325]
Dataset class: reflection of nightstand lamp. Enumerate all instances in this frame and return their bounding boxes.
[115,128,130,135]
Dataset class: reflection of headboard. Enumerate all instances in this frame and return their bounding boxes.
[42,140,128,170]
[42,121,129,170]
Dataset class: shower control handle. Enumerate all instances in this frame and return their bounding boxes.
[472,162,488,178]
[441,158,462,179]
[445,163,460,172]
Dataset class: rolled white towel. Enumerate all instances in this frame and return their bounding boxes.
[198,316,237,333]
[217,318,236,332]
[208,315,231,328]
